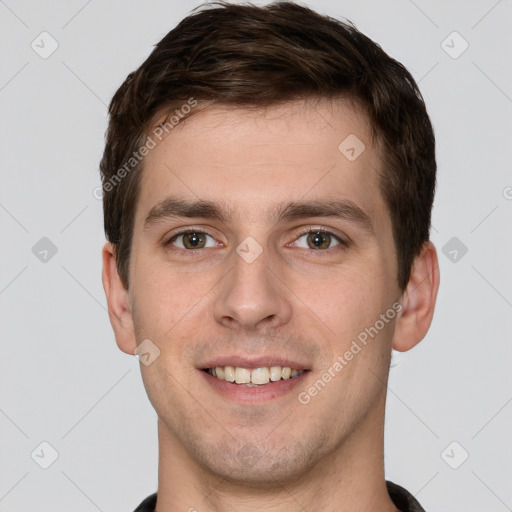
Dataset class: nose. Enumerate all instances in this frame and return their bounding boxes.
[213,248,293,331]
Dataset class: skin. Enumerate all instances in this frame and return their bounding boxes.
[102,98,439,512]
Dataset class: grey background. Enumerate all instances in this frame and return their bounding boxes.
[1,0,511,510]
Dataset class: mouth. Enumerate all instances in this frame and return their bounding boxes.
[202,365,305,387]
[198,358,311,403]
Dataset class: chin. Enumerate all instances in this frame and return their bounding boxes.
[192,436,319,487]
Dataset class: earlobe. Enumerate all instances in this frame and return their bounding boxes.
[392,241,440,352]
[101,242,137,355]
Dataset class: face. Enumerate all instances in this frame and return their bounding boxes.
[122,98,402,484]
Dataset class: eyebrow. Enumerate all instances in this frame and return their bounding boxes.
[143,196,374,235]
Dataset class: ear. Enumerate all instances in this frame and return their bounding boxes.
[101,242,137,355]
[392,241,440,352]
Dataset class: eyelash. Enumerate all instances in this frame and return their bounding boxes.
[164,227,348,254]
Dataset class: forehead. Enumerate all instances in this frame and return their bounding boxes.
[136,98,388,230]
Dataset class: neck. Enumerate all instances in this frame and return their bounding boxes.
[155,390,399,512]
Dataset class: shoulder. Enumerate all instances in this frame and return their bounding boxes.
[133,492,157,512]
[386,480,427,512]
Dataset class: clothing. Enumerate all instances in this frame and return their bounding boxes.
[386,481,427,512]
[133,480,426,511]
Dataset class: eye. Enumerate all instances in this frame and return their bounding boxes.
[293,230,343,250]
[166,230,218,250]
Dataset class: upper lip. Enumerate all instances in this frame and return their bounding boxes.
[199,355,309,370]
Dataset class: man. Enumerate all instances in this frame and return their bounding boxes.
[100,1,439,511]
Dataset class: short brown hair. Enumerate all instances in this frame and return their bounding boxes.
[99,0,436,291]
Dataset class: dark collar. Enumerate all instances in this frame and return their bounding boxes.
[133,480,426,512]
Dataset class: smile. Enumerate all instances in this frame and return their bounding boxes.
[203,366,304,386]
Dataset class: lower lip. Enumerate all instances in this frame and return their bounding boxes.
[199,369,310,403]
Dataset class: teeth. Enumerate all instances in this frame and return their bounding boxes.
[235,367,251,384]
[206,365,304,386]
[270,366,282,381]
[224,366,235,382]
[251,367,270,385]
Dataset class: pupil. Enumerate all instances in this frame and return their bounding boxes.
[185,232,205,248]
[308,232,329,249]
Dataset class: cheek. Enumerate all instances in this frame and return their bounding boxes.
[131,261,208,333]
[294,268,381,338]
[301,269,396,380]
[131,263,219,374]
